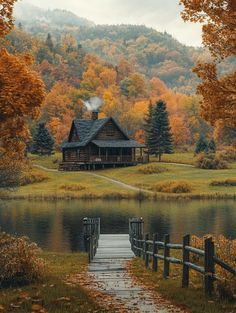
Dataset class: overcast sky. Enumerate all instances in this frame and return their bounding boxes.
[22,0,203,46]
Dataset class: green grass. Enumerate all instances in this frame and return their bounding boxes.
[1,169,138,200]
[101,162,236,197]
[0,253,108,313]
[130,257,236,313]
[28,153,62,169]
[2,153,235,200]
[151,152,195,165]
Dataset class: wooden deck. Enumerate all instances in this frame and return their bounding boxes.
[88,234,174,312]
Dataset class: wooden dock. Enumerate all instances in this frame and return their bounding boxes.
[88,234,175,313]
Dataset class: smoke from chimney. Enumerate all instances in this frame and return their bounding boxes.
[83,97,103,112]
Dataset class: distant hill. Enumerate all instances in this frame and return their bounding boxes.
[13,3,234,94]
[14,2,94,28]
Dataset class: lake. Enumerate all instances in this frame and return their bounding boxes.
[0,199,235,252]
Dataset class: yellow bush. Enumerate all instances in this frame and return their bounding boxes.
[60,184,86,191]
[195,153,228,169]
[191,234,236,299]
[210,178,236,186]
[152,180,192,193]
[0,232,45,287]
[20,169,49,186]
[138,164,168,174]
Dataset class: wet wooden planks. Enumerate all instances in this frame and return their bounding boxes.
[88,234,178,313]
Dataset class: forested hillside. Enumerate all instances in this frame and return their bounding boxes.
[0,2,232,150]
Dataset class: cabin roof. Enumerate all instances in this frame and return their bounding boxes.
[61,116,144,149]
[92,140,144,148]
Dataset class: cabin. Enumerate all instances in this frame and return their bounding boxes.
[59,111,148,171]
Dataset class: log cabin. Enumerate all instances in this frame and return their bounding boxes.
[59,111,148,171]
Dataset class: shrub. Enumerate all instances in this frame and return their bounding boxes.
[152,180,192,193]
[138,164,168,174]
[210,178,236,186]
[191,235,236,300]
[60,184,86,191]
[20,169,49,186]
[0,232,45,287]
[195,153,228,169]
[219,147,236,162]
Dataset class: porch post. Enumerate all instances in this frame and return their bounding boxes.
[99,147,101,158]
[106,148,108,161]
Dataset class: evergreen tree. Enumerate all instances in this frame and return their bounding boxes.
[195,135,208,154]
[46,33,54,52]
[149,100,173,162]
[143,100,153,151]
[32,123,54,155]
[208,138,216,153]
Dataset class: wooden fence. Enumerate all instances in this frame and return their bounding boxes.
[129,217,236,296]
[83,217,100,262]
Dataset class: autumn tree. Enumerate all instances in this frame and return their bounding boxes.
[180,0,236,127]
[170,115,191,147]
[0,0,17,37]
[0,50,45,186]
[149,100,173,161]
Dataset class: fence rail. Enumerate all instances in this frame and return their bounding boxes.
[83,217,100,262]
[129,217,236,297]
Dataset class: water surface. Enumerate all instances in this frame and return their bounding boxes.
[0,199,235,252]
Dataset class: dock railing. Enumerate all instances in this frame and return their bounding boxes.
[83,217,100,262]
[129,217,236,297]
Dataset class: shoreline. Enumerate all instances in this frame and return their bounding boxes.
[1,191,236,201]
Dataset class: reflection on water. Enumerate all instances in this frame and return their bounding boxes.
[0,199,235,252]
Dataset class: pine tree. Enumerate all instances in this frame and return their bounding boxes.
[149,100,173,162]
[143,100,153,151]
[195,135,208,154]
[46,33,54,53]
[32,123,54,155]
[208,138,216,153]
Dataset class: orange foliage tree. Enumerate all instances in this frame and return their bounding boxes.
[170,115,191,147]
[180,0,236,127]
[0,50,45,186]
[0,0,17,37]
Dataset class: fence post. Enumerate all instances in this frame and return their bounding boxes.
[182,234,190,288]
[145,233,149,268]
[204,238,215,296]
[152,233,158,272]
[163,234,170,278]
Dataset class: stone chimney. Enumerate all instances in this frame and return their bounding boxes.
[91,111,99,120]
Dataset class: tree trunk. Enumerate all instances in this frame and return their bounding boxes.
[158,154,161,162]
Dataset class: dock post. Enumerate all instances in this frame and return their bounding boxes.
[182,234,190,288]
[163,234,170,278]
[152,233,158,272]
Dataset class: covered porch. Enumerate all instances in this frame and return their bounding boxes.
[89,140,148,164]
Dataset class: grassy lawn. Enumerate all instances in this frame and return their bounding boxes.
[130,257,236,313]
[29,153,62,169]
[2,169,137,200]
[2,153,235,200]
[0,253,108,313]
[151,152,195,165]
[101,162,236,197]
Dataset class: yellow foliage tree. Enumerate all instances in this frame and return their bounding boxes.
[180,0,236,127]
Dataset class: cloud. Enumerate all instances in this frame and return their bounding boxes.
[21,0,202,46]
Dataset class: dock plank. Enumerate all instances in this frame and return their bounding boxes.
[88,234,182,312]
